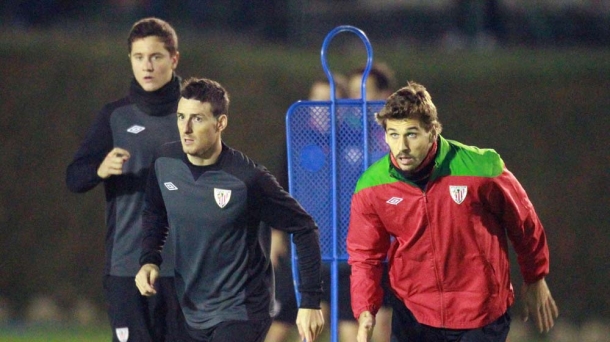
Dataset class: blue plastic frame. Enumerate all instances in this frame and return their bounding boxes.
[286,25,375,342]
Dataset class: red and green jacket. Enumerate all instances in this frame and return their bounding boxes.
[347,135,549,329]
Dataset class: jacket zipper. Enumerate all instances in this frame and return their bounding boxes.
[423,188,446,328]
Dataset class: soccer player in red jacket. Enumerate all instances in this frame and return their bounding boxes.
[347,81,558,341]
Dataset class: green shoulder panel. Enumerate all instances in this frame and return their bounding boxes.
[353,137,505,194]
[354,155,398,194]
[435,137,505,178]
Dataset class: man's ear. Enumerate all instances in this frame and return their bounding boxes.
[171,51,180,70]
[217,114,228,132]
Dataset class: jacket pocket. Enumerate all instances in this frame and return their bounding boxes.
[442,254,499,296]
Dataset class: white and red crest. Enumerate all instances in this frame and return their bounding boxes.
[214,188,231,208]
[116,327,129,342]
[449,185,468,204]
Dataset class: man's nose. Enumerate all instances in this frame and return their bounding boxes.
[179,119,190,133]
[183,119,193,133]
[144,59,153,71]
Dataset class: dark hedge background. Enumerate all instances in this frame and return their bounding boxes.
[0,3,609,328]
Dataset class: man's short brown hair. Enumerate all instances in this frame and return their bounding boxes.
[128,17,178,56]
[376,81,442,134]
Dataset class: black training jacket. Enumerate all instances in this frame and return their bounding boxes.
[140,142,323,329]
[66,77,180,277]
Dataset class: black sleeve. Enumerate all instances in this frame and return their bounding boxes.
[139,160,169,267]
[256,168,323,309]
[65,104,114,193]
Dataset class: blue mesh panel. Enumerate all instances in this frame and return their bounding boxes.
[287,101,386,262]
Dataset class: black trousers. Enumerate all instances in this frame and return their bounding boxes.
[390,299,511,342]
[104,275,189,342]
[184,318,272,342]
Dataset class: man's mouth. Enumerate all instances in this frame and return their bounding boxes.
[397,154,413,164]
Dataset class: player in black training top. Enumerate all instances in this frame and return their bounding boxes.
[66,18,186,342]
[135,77,325,342]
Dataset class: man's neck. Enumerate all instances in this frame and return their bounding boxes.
[186,141,223,166]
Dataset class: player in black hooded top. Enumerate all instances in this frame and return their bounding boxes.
[66,18,186,342]
[136,77,325,342]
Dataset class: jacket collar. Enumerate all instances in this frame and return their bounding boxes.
[388,135,449,185]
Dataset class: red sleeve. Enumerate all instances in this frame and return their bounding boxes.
[488,168,550,283]
[346,189,391,319]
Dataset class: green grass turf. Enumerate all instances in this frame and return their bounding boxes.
[0,324,109,342]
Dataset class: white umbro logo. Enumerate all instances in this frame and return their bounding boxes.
[386,197,403,205]
[164,182,178,190]
[127,125,145,134]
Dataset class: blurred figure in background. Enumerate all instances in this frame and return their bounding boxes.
[347,63,396,101]
[265,74,348,342]
[309,73,349,101]
[331,63,397,342]
[269,67,395,341]
[265,227,300,342]
[66,18,186,342]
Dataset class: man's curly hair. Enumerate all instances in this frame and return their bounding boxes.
[375,81,442,134]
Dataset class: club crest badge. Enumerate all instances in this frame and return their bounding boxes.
[449,185,468,204]
[214,188,231,208]
[116,327,129,342]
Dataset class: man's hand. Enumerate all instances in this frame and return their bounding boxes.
[357,310,375,342]
[135,264,159,296]
[521,278,559,333]
[97,147,131,179]
[295,308,324,342]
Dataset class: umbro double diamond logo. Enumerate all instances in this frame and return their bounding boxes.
[386,197,403,205]
[127,125,145,134]
[164,182,178,191]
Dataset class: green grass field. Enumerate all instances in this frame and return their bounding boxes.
[0,324,109,342]
[0,323,549,342]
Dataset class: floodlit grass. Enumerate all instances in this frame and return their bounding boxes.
[0,323,552,342]
[0,324,109,342]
